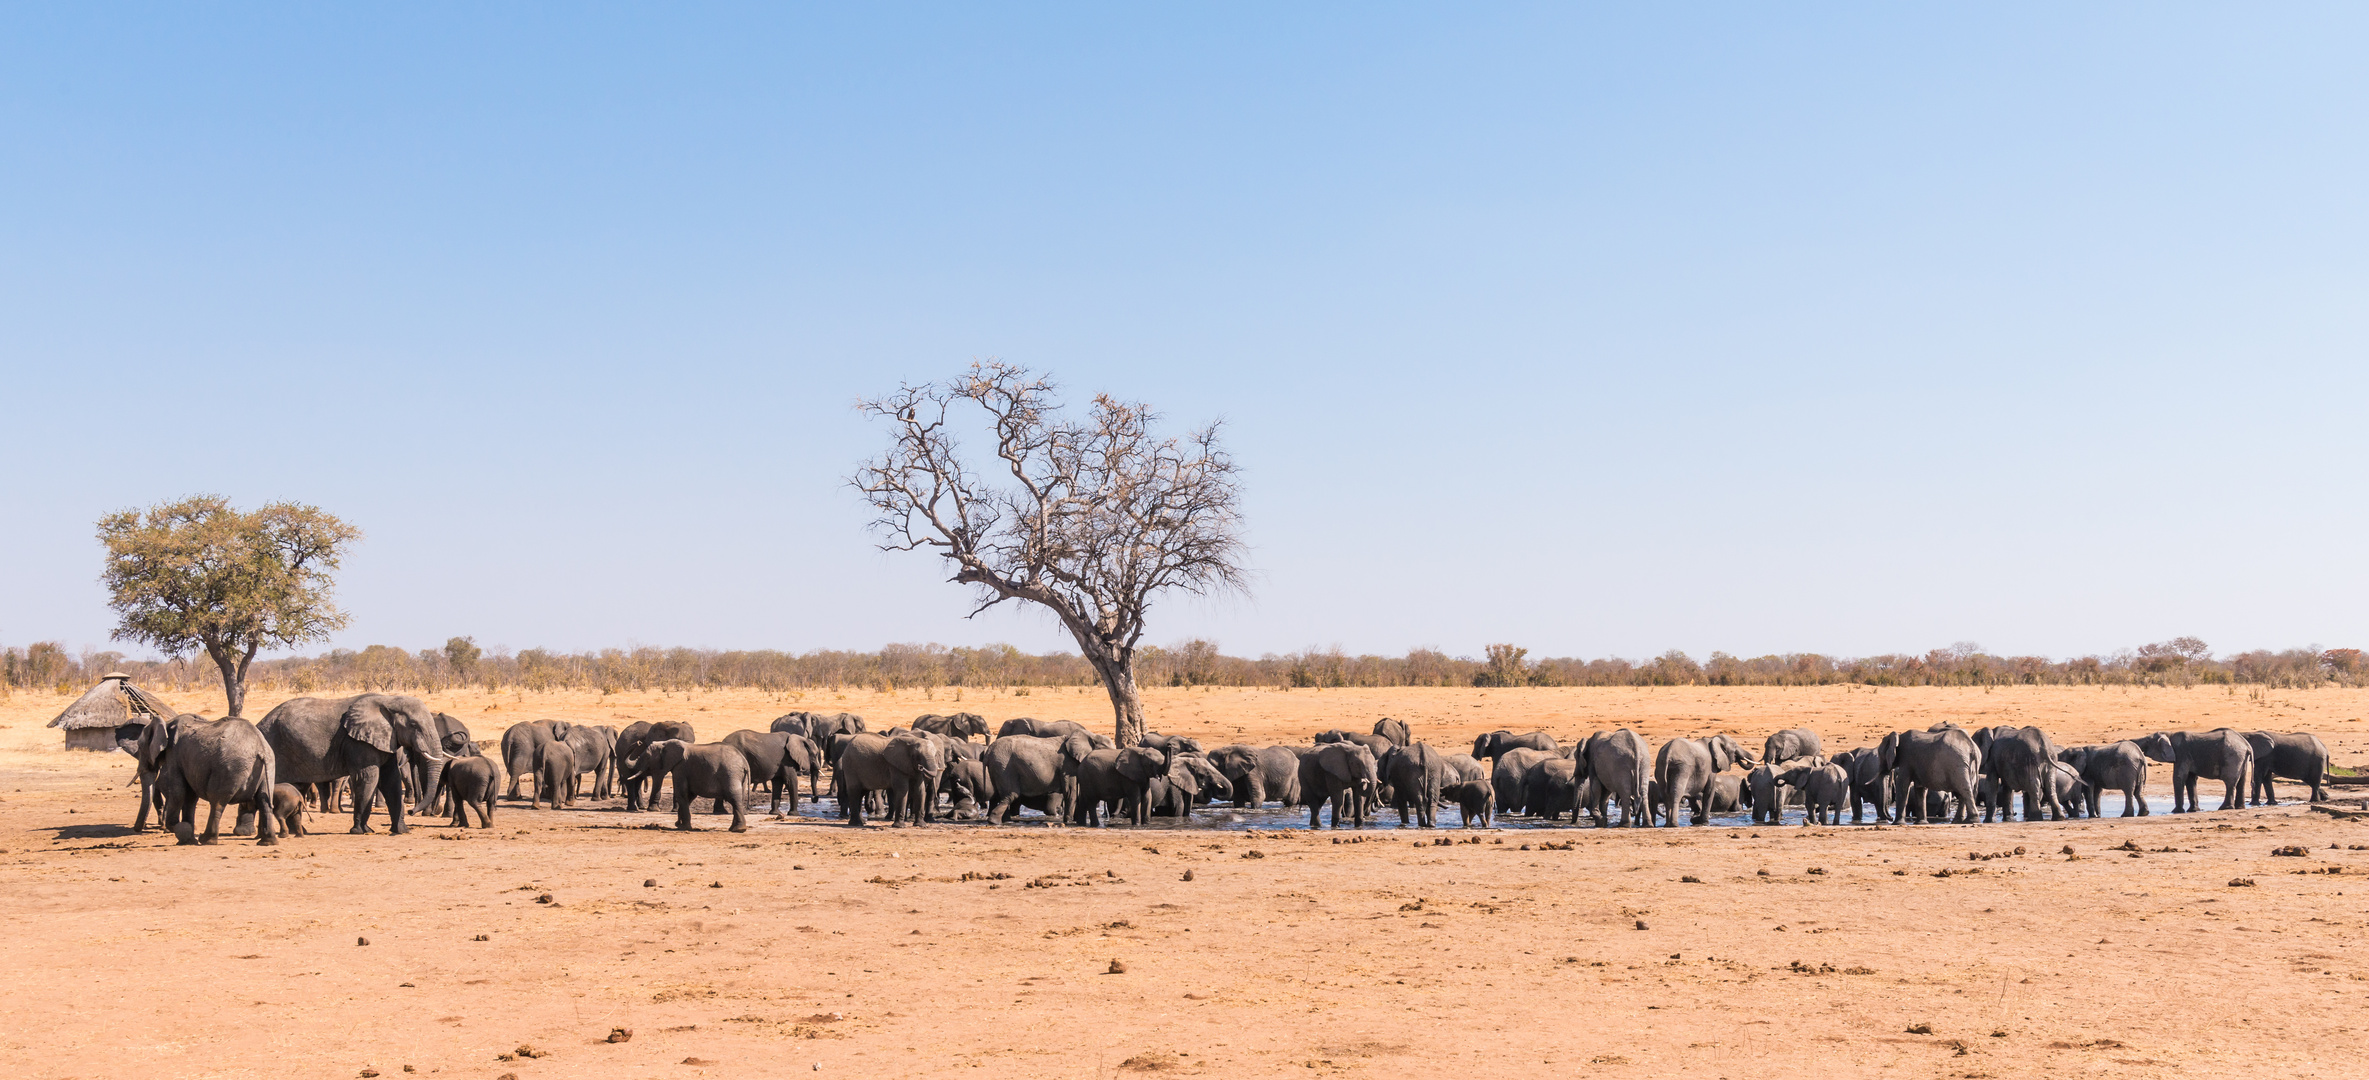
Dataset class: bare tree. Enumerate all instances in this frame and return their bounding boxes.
[852,362,1248,746]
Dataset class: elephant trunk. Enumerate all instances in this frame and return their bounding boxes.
[411,756,447,816]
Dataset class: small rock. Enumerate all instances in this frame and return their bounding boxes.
[710,881,723,888]
[472,934,489,941]
[608,1027,633,1044]
[360,1070,378,1078]
[1180,869,1194,881]
[1109,958,1128,974]
[514,1044,544,1059]
[644,879,657,887]
[1906,1022,1934,1035]
[535,893,554,904]
[681,1057,714,1066]
[1633,919,1648,931]
[357,937,370,946]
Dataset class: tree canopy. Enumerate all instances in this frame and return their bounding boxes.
[97,495,360,716]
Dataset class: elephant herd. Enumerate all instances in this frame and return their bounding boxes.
[112,696,2338,845]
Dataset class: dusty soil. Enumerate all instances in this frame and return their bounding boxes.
[5,682,2369,1079]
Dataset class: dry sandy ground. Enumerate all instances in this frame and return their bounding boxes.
[5,683,2369,1079]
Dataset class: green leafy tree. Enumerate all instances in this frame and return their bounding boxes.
[97,495,361,716]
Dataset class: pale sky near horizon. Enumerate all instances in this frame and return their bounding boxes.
[4,5,2366,665]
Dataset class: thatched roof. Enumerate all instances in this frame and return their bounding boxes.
[48,674,178,731]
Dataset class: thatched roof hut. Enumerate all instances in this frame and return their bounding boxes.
[47,673,178,751]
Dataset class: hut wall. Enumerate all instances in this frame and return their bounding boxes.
[64,727,118,752]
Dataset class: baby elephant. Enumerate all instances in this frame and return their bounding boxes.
[271,783,309,838]
[1779,761,1851,826]
[534,742,578,810]
[1442,779,1494,828]
[437,756,499,828]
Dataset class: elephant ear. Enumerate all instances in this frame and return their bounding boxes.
[342,699,396,753]
[1706,738,1734,773]
[549,720,573,741]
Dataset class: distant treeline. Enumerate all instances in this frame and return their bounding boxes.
[4,635,2363,698]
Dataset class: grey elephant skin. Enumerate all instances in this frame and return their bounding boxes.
[1880,725,1980,824]
[1777,761,1849,825]
[1582,729,1651,827]
[912,712,989,741]
[1314,729,1395,758]
[1830,747,1891,823]
[409,711,479,817]
[1975,725,2063,822]
[616,720,697,811]
[434,756,499,828]
[985,733,1095,825]
[271,783,308,838]
[1380,742,1450,827]
[1300,743,1380,828]
[997,717,1114,750]
[1655,734,1750,827]
[502,720,574,806]
[1521,756,1579,822]
[1141,754,1231,821]
[256,694,451,835]
[1472,730,1557,763]
[1207,744,1305,809]
[2060,741,2149,817]
[1441,779,1493,827]
[1371,717,1411,747]
[628,739,749,832]
[2138,729,2252,812]
[721,729,820,814]
[2245,731,2330,804]
[142,714,281,846]
[1489,747,1557,816]
[836,732,946,826]
[1762,728,1822,765]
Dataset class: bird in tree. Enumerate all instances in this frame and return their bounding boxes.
[97,495,360,717]
[852,361,1249,748]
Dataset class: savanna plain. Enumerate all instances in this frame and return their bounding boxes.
[6,682,2369,1079]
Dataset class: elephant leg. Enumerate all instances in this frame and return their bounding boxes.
[728,792,748,833]
[381,766,411,833]
[253,792,279,846]
[676,783,696,830]
[346,765,380,833]
[198,800,226,845]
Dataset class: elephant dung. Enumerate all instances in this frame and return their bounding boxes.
[607,1028,633,1044]
[1108,958,1128,974]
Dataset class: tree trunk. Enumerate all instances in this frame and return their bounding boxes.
[206,642,247,718]
[1085,651,1147,749]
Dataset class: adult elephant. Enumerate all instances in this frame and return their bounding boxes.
[1472,730,1557,763]
[256,693,452,834]
[622,739,749,832]
[1582,729,1651,828]
[1777,761,1849,826]
[502,720,574,802]
[2138,729,2251,812]
[985,732,1096,826]
[1071,748,1132,827]
[1141,754,1232,821]
[562,724,617,801]
[1140,732,1206,756]
[1880,725,1980,824]
[912,712,990,742]
[1762,728,1823,766]
[1314,729,1394,757]
[721,729,821,814]
[1206,744,1304,809]
[121,721,168,832]
[2246,731,2331,805]
[1831,747,1891,824]
[615,720,697,811]
[1300,742,1380,829]
[806,713,868,746]
[1975,725,2063,822]
[142,714,280,846]
[1743,764,1788,825]
[1654,733,1751,827]
[1443,753,1488,785]
[1372,717,1411,747]
[997,717,1116,750]
[409,712,481,817]
[1490,747,1557,817]
[1520,756,1579,823]
[837,732,946,826]
[1379,742,1449,827]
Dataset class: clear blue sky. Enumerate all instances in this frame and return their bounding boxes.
[4,4,2365,664]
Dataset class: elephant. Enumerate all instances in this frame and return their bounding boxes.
[1744,764,1787,825]
[1443,753,1488,784]
[1776,761,1849,826]
[2137,729,2252,812]
[614,720,697,811]
[1072,749,1133,827]
[1140,732,1207,756]
[271,783,308,838]
[1372,717,1411,747]
[836,732,947,826]
[1581,729,1651,828]
[142,714,280,846]
[1314,729,1396,758]
[995,717,1115,749]
[562,723,617,801]
[1379,742,1450,827]
[256,694,452,835]
[624,739,749,832]
[912,712,991,742]
[1974,725,2063,822]
[1490,747,1557,817]
[941,756,997,819]
[1521,757,1580,823]
[434,755,499,828]
[2060,741,2147,818]
[1879,725,1980,824]
[1823,748,1890,824]
[1300,742,1380,829]
[769,711,814,739]
[2047,760,2086,818]
[1109,747,1176,825]
[1762,728,1823,766]
[1654,733,1752,827]
[2245,731,2331,805]
[985,733,1096,825]
[721,729,821,814]
[1441,779,1493,827]
[501,720,575,802]
[119,722,168,831]
[538,742,579,809]
[409,712,480,817]
[1141,754,1231,821]
[1471,730,1558,763]
[805,712,869,746]
[1206,744,1305,808]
